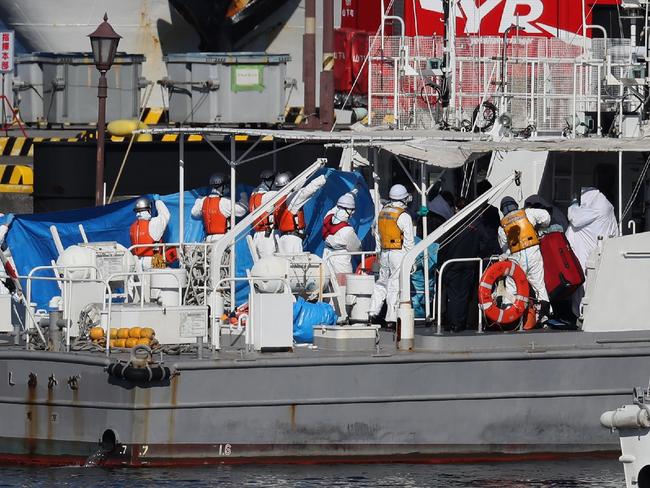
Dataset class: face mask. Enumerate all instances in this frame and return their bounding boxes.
[137,210,152,220]
[335,207,353,222]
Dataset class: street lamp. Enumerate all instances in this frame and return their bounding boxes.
[88,13,121,206]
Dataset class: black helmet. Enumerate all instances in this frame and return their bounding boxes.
[260,169,275,181]
[500,196,518,216]
[209,173,227,193]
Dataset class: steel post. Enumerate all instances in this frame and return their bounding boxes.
[95,71,107,206]
[303,0,317,127]
[320,0,335,131]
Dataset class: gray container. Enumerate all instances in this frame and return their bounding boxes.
[164,52,292,125]
[14,52,146,125]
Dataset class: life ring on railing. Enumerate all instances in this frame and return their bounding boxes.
[355,254,377,275]
[165,247,178,264]
[478,260,530,328]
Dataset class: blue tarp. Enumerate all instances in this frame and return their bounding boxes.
[411,239,439,319]
[292,297,337,343]
[6,169,375,310]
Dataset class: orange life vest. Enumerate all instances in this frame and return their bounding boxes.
[500,209,539,253]
[202,196,229,235]
[377,205,405,250]
[322,213,349,240]
[249,192,273,232]
[130,220,160,257]
[275,196,306,234]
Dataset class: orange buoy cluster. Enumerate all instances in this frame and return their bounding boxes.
[106,327,156,349]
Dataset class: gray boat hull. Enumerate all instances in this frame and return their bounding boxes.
[0,333,642,465]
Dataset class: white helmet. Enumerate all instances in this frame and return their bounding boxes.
[389,184,409,202]
[336,192,356,210]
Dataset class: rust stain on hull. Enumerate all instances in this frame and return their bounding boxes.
[25,376,37,455]
[168,375,179,444]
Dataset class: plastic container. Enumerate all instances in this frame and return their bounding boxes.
[14,52,146,125]
[163,52,292,125]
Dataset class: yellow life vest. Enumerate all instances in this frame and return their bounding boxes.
[500,209,539,253]
[378,205,405,250]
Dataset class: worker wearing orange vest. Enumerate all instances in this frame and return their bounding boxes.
[249,169,278,258]
[129,195,171,270]
[498,196,551,321]
[191,173,248,243]
[273,171,327,254]
[369,184,415,328]
[322,191,361,280]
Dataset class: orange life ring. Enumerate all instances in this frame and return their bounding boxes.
[165,247,178,264]
[478,260,530,327]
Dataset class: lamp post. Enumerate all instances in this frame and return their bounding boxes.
[88,13,121,206]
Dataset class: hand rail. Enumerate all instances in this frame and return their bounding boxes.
[435,258,484,336]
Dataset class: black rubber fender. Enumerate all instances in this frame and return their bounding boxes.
[107,361,171,383]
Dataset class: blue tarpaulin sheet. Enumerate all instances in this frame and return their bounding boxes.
[6,169,375,310]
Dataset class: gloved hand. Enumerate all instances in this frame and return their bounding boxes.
[350,187,359,196]
[417,206,428,217]
[498,254,508,262]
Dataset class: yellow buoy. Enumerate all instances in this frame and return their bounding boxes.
[125,338,138,348]
[139,327,155,339]
[113,338,126,348]
[89,327,105,341]
[117,328,130,339]
[129,327,142,338]
[107,119,153,142]
[136,338,151,346]
[109,328,118,339]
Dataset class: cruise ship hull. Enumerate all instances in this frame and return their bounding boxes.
[0,331,644,466]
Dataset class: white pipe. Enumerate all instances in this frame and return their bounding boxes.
[230,138,237,311]
[179,135,185,245]
[78,224,88,244]
[619,151,623,235]
[49,225,64,256]
[397,172,518,351]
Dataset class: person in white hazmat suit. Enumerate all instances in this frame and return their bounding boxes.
[129,196,171,271]
[248,169,278,259]
[191,173,248,243]
[565,187,619,317]
[321,191,362,282]
[497,196,551,321]
[273,171,327,254]
[369,184,415,328]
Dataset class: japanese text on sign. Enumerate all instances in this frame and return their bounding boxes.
[0,32,14,73]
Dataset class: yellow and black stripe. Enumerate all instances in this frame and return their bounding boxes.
[0,164,33,193]
[140,107,168,125]
[284,106,304,125]
[0,136,82,158]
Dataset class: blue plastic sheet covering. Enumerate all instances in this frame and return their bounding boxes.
[6,169,376,310]
[7,186,254,309]
[411,239,439,319]
[292,297,337,343]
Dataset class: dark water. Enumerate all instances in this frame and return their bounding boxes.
[0,460,624,487]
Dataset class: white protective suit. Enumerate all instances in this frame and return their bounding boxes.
[322,206,362,279]
[498,208,551,303]
[565,188,619,316]
[369,202,415,323]
[276,175,327,254]
[251,188,279,259]
[191,192,248,243]
[135,200,171,270]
